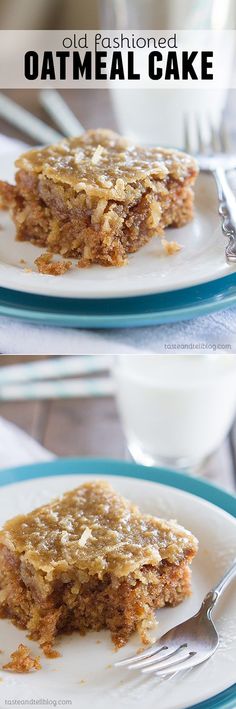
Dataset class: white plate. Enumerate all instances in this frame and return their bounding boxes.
[0,473,235,709]
[0,148,235,299]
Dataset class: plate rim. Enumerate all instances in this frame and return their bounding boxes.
[0,456,235,709]
[0,273,235,328]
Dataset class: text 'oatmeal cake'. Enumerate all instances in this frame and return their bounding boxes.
[0,129,198,269]
[0,480,198,655]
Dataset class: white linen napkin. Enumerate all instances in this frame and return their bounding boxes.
[0,415,54,469]
[0,312,235,354]
[0,134,235,354]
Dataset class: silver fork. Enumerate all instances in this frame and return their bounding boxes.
[184,116,236,264]
[114,558,236,677]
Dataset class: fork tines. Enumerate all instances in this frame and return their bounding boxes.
[115,643,197,676]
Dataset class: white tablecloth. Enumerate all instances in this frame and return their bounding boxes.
[0,135,235,354]
[0,310,235,353]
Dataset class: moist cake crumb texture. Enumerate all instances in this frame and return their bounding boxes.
[161,238,182,255]
[0,129,198,269]
[34,252,72,276]
[2,644,41,673]
[0,480,198,655]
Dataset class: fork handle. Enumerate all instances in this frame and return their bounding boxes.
[214,167,236,263]
[202,557,236,613]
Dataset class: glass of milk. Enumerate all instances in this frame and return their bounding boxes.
[100,0,235,147]
[114,355,236,471]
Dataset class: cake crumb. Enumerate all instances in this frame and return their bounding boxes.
[79,679,86,685]
[106,664,112,669]
[161,239,182,255]
[136,646,144,655]
[2,644,41,673]
[42,646,61,659]
[136,639,154,655]
[35,252,72,276]
[24,268,32,273]
[20,258,27,265]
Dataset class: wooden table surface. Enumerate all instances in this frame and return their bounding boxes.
[0,356,235,494]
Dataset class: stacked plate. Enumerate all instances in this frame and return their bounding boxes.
[0,148,236,327]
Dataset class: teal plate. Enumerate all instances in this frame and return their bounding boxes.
[0,273,236,327]
[0,456,235,708]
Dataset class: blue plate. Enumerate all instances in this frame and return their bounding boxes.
[0,273,236,327]
[0,456,235,708]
